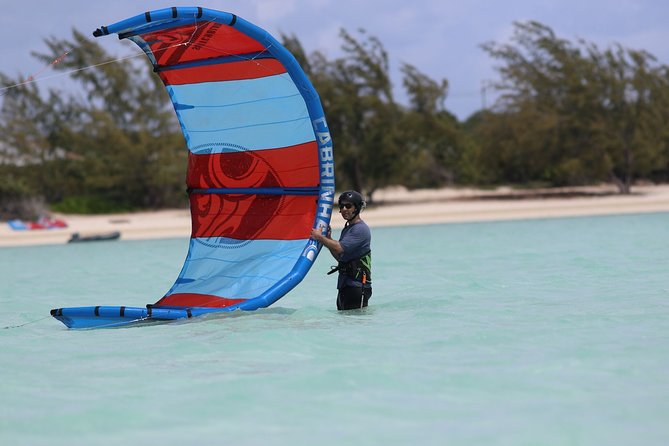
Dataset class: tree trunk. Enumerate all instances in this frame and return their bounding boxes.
[366,186,377,205]
[352,159,364,195]
[610,172,631,194]
[611,145,634,194]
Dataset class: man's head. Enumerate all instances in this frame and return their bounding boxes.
[338,190,366,221]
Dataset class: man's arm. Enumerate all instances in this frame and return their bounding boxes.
[310,226,343,259]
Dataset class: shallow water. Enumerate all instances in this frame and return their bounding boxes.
[1,212,668,445]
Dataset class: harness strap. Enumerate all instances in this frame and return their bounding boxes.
[327,251,371,282]
[327,265,340,275]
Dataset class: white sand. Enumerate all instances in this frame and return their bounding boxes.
[361,184,669,228]
[2,184,668,247]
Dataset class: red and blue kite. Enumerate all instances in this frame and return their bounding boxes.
[51,7,335,329]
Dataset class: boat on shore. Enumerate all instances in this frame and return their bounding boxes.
[67,231,121,243]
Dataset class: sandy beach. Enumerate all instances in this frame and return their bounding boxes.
[2,184,668,247]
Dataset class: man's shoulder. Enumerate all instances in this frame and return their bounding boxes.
[348,220,370,234]
[344,221,371,244]
[354,218,370,229]
[359,221,371,236]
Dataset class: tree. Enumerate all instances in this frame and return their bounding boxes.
[0,30,187,213]
[299,29,407,199]
[399,64,467,187]
[587,45,669,193]
[479,21,669,193]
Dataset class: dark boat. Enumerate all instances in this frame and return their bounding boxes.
[68,231,121,243]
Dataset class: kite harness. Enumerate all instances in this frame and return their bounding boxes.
[328,251,372,309]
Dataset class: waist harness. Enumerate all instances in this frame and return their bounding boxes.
[328,251,372,284]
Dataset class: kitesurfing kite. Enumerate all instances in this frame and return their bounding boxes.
[51,7,335,329]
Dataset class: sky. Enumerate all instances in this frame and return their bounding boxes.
[2,0,668,120]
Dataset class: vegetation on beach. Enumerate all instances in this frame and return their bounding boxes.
[1,21,668,218]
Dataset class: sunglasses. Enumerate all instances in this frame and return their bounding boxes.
[339,203,354,210]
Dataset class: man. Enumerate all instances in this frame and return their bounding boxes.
[311,190,372,310]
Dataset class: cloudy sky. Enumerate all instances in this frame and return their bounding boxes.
[2,0,668,120]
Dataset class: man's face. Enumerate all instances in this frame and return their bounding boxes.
[339,201,355,220]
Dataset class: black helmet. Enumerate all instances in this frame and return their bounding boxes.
[338,190,366,211]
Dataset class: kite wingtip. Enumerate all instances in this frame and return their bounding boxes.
[92,27,108,38]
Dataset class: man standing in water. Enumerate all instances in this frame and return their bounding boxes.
[311,190,372,310]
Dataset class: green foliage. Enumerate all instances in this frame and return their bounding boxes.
[399,64,469,187]
[298,30,474,200]
[303,29,405,197]
[0,30,187,215]
[51,195,133,214]
[476,21,669,192]
[0,169,45,220]
[2,21,668,219]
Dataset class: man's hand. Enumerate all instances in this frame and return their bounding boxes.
[311,225,331,240]
[310,227,323,240]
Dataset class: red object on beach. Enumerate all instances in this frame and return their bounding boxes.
[27,217,68,230]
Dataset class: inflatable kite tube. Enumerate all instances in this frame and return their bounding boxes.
[51,305,229,329]
[51,7,334,329]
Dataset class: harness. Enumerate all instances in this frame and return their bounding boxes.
[328,250,372,284]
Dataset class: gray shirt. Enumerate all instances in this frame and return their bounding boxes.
[337,220,372,289]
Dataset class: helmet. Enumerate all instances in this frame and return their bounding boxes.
[338,190,366,211]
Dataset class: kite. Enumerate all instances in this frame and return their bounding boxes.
[51,7,334,329]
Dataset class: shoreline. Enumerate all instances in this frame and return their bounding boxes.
[363,184,669,227]
[1,184,668,248]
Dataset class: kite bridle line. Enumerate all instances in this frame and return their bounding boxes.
[0,52,144,96]
[2,315,52,330]
[0,11,198,96]
[25,49,72,83]
[1,13,279,98]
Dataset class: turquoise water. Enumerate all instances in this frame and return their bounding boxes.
[1,212,668,445]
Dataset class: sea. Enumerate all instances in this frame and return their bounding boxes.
[1,212,668,446]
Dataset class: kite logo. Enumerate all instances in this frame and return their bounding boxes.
[313,116,334,221]
[313,117,334,182]
[193,23,222,51]
[302,241,319,262]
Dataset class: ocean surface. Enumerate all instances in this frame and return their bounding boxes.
[1,212,668,446]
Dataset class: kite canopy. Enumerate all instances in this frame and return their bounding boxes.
[95,7,335,311]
